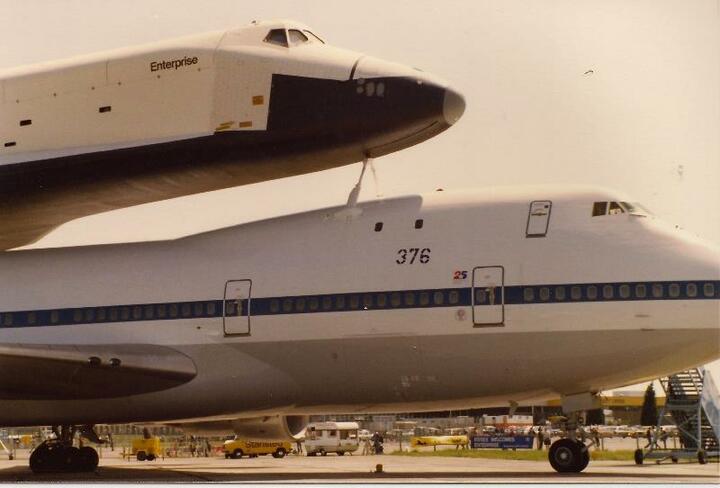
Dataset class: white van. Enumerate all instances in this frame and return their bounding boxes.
[304,422,360,456]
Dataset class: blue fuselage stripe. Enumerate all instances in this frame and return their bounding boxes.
[0,280,717,328]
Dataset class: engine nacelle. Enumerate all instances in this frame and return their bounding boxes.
[231,415,308,440]
[173,415,308,440]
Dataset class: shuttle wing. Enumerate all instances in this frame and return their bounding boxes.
[0,343,197,400]
[0,145,363,250]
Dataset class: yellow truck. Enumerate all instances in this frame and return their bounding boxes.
[223,438,290,459]
[132,437,162,461]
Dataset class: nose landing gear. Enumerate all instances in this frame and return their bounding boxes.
[29,426,100,474]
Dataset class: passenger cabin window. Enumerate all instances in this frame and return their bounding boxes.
[264,29,288,47]
[539,287,550,301]
[652,284,663,298]
[619,284,630,299]
[704,283,715,297]
[603,285,614,299]
[288,29,309,44]
[571,286,582,300]
[523,288,534,302]
[586,285,598,300]
[635,284,647,298]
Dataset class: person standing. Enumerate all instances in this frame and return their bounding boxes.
[362,437,371,456]
[536,427,544,450]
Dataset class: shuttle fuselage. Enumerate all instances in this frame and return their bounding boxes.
[0,19,464,250]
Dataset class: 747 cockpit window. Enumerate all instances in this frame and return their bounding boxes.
[592,201,650,217]
[264,29,288,47]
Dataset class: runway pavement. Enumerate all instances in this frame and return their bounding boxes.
[0,451,717,483]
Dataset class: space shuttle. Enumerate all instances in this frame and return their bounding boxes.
[0,19,465,251]
[0,185,717,474]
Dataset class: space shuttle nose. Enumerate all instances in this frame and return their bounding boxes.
[443,88,465,125]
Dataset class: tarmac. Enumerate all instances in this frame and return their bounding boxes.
[0,450,717,483]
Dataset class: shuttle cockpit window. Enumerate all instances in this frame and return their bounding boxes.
[288,29,309,44]
[592,201,650,217]
[303,30,326,44]
[264,29,289,47]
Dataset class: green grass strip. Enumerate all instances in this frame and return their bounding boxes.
[391,449,636,461]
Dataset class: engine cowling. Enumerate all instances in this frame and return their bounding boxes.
[173,415,308,440]
[231,415,308,440]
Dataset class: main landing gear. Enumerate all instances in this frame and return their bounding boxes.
[29,426,100,474]
[549,438,590,473]
[547,413,594,473]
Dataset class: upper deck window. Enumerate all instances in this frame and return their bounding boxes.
[264,29,288,47]
[288,29,309,44]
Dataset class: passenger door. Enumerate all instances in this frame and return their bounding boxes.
[223,280,251,336]
[472,266,504,326]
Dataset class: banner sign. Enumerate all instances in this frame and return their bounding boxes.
[471,435,534,449]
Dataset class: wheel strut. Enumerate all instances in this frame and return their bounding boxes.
[29,425,100,474]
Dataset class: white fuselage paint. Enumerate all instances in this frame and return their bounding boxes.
[0,185,717,425]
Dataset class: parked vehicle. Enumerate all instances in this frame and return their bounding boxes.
[223,438,290,459]
[132,437,161,461]
[305,422,360,456]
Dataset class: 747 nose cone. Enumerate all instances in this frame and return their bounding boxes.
[443,88,466,125]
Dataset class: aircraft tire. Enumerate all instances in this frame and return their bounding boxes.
[29,444,52,473]
[78,446,99,472]
[549,439,586,473]
[579,444,590,471]
[634,449,644,465]
[698,450,707,465]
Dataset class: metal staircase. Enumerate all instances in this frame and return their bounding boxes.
[636,367,719,465]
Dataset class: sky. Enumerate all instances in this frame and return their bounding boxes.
[1,0,718,387]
